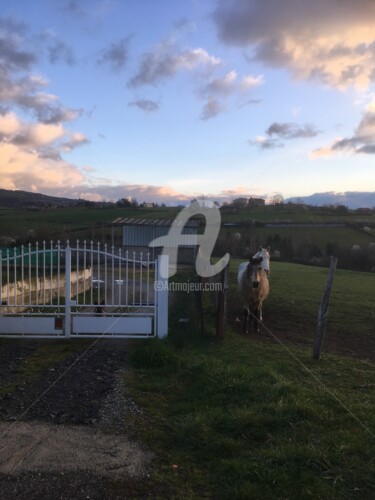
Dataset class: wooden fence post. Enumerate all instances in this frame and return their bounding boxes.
[313,256,338,360]
[216,258,230,340]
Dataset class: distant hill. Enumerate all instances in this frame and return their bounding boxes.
[1,187,375,211]
[0,189,90,209]
[287,191,375,209]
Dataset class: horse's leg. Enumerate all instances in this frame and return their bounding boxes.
[243,307,249,334]
[247,306,256,332]
[254,306,260,332]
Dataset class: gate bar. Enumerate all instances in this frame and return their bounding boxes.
[65,243,71,338]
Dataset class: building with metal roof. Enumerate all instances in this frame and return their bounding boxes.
[111,217,199,263]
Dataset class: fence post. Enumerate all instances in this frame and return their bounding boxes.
[156,254,169,338]
[65,243,72,339]
[313,256,337,360]
[216,258,230,339]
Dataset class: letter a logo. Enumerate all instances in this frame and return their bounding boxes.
[149,201,229,278]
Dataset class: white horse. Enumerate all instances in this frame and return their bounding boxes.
[252,246,270,275]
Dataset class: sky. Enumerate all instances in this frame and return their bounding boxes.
[0,0,375,206]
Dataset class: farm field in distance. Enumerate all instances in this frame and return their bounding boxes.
[0,206,180,243]
[0,202,374,253]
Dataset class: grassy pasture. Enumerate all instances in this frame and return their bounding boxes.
[229,259,375,360]
[220,204,375,224]
[0,206,180,242]
[222,225,375,252]
[1,329,373,497]
[123,261,374,498]
[126,338,374,498]
[1,203,374,241]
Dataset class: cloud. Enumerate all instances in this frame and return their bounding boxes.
[38,105,82,125]
[127,34,261,120]
[200,98,225,120]
[173,18,196,34]
[266,122,320,139]
[61,0,115,26]
[248,136,284,150]
[199,70,237,97]
[250,121,319,149]
[0,20,81,123]
[60,132,89,152]
[0,111,21,136]
[0,15,91,200]
[0,142,86,192]
[45,183,194,205]
[0,111,88,157]
[238,99,262,108]
[197,70,263,119]
[128,99,160,113]
[199,70,263,98]
[287,191,375,209]
[312,109,375,157]
[63,0,86,17]
[0,108,89,186]
[47,39,76,66]
[310,145,336,159]
[82,165,96,173]
[219,187,263,197]
[0,112,65,145]
[212,0,375,88]
[27,182,270,207]
[97,37,130,72]
[356,112,375,137]
[0,18,35,72]
[127,41,221,88]
[240,74,264,89]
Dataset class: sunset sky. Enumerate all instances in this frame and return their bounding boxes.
[1,0,375,205]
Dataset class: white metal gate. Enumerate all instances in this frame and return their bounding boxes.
[0,241,168,339]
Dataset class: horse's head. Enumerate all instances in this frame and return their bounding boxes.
[248,257,263,288]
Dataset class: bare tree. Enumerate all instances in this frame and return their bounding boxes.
[271,193,284,205]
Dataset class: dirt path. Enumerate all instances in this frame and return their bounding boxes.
[0,421,151,477]
[0,339,153,499]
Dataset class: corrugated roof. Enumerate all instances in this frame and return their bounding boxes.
[112,217,200,228]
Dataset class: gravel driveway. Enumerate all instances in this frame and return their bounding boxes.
[0,339,153,499]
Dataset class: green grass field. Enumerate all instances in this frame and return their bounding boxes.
[0,206,180,242]
[220,204,375,224]
[1,204,374,243]
[228,260,375,358]
[127,337,374,498]
[222,225,375,252]
[123,261,374,498]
